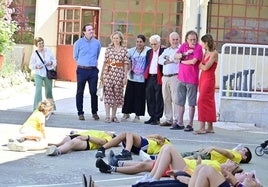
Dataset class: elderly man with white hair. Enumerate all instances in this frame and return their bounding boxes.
[158,32,181,127]
[143,34,165,125]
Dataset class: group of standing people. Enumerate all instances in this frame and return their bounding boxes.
[28,23,218,135]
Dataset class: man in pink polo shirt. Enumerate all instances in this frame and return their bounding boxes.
[171,30,203,131]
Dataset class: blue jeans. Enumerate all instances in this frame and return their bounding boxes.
[76,67,99,116]
[33,74,55,110]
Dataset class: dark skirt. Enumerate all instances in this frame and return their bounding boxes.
[122,80,146,116]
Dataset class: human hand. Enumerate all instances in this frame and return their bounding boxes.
[221,168,238,185]
[36,65,43,69]
[202,147,214,154]
[174,53,183,61]
[186,49,194,55]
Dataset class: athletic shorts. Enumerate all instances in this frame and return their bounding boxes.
[176,81,198,106]
[152,161,171,177]
[122,136,149,155]
[69,134,90,150]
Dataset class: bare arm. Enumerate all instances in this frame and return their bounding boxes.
[203,147,234,160]
[181,58,198,65]
[199,51,218,71]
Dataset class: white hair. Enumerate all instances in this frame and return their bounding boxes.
[149,34,161,43]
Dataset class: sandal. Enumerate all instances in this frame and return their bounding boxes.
[184,125,194,132]
[105,117,111,123]
[205,129,215,133]
[112,116,120,123]
[193,129,207,135]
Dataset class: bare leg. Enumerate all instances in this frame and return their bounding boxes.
[116,160,154,174]
[178,105,185,125]
[57,138,87,154]
[206,122,214,132]
[102,132,127,150]
[53,136,72,147]
[189,165,226,187]
[112,106,117,118]
[195,122,206,133]
[188,106,195,126]
[124,132,142,151]
[150,144,187,180]
[105,104,110,118]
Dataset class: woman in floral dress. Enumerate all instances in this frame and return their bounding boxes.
[100,31,129,123]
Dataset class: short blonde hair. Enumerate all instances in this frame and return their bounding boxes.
[110,31,125,46]
[37,99,54,113]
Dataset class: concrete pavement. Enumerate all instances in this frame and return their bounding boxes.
[0,81,268,187]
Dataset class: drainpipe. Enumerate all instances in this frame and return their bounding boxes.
[196,0,201,37]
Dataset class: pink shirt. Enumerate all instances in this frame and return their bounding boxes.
[177,42,203,84]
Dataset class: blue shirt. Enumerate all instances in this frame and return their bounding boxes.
[73,36,101,67]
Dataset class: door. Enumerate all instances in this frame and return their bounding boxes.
[56,6,100,82]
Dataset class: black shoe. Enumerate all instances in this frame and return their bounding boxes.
[95,158,112,173]
[108,150,119,166]
[144,118,154,124]
[184,125,194,132]
[115,149,132,160]
[92,113,100,120]
[95,147,105,158]
[170,124,185,130]
[79,115,85,120]
[150,120,160,125]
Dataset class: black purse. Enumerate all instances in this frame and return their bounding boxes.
[35,50,57,79]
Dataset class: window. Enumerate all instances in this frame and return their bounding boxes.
[99,0,183,48]
[207,0,268,52]
[11,0,36,44]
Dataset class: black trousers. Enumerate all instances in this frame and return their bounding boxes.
[145,76,163,121]
[122,80,146,116]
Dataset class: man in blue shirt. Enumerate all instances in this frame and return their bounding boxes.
[73,24,101,121]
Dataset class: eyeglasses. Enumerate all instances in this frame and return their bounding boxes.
[187,38,197,41]
[150,43,158,46]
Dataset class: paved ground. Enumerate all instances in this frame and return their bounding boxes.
[0,81,268,187]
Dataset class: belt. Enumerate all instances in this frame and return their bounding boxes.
[149,74,157,77]
[106,61,124,67]
[163,73,178,77]
[78,65,96,70]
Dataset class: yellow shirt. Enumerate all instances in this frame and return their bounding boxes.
[20,110,45,132]
[211,149,242,164]
[147,139,171,154]
[78,130,112,150]
[184,159,221,175]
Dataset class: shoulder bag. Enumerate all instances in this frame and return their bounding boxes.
[35,50,57,79]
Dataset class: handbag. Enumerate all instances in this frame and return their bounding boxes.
[96,81,104,101]
[35,50,57,79]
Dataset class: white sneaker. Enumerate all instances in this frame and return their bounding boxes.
[46,145,60,156]
[7,141,27,152]
[135,173,151,184]
[133,116,140,123]
[139,150,151,161]
[121,114,130,121]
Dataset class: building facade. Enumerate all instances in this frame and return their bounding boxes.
[12,0,268,82]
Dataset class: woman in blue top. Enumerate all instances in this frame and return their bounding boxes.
[121,35,150,122]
